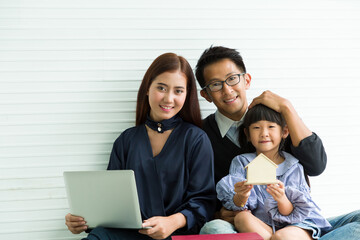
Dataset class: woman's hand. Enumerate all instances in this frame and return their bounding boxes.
[65,213,88,234]
[139,213,186,239]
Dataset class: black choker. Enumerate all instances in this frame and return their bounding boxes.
[145,115,182,133]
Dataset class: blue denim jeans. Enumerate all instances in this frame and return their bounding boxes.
[200,210,360,239]
[319,210,360,240]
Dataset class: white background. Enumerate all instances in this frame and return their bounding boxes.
[0,0,359,239]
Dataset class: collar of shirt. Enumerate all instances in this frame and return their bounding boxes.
[215,110,247,138]
[276,152,299,176]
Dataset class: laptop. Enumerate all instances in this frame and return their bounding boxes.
[63,170,147,229]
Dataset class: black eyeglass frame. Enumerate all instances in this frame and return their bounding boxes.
[202,73,246,92]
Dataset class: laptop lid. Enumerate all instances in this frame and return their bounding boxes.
[63,170,144,229]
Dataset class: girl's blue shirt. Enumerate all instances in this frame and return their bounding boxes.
[217,152,332,231]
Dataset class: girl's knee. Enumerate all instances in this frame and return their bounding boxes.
[271,230,297,240]
[271,227,312,240]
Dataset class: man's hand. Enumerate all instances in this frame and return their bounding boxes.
[65,213,87,234]
[218,207,241,225]
[248,90,289,114]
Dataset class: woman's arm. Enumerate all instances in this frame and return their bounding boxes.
[170,130,217,233]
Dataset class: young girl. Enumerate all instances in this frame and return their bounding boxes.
[216,104,331,240]
[65,53,216,240]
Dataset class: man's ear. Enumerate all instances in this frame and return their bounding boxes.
[244,73,252,90]
[200,89,213,103]
[282,125,290,139]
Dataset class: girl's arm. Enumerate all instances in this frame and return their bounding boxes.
[217,155,257,211]
[233,181,252,207]
[265,162,314,224]
[266,181,293,216]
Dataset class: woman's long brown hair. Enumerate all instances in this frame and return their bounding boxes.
[135,53,202,128]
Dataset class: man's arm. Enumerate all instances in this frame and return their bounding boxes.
[249,90,327,176]
[287,133,327,176]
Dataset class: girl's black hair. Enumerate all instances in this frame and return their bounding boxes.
[239,104,286,156]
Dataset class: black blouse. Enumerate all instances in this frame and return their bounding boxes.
[107,120,216,234]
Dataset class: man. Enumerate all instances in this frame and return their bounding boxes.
[195,46,360,239]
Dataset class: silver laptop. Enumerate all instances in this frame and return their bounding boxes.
[63,170,146,229]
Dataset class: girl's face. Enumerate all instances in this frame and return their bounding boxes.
[247,120,289,157]
[148,70,187,122]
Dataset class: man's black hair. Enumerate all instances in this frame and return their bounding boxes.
[195,46,246,88]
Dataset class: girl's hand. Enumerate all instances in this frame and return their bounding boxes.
[65,213,88,234]
[233,181,253,207]
[267,181,294,215]
[139,213,186,239]
[266,181,287,203]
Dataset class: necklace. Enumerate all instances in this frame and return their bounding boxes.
[145,115,182,133]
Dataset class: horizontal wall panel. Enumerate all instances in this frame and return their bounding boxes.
[0,207,67,220]
[0,178,67,191]
[1,28,359,40]
[1,39,359,51]
[0,166,108,183]
[1,18,359,30]
[1,121,132,135]
[1,56,358,73]
[0,92,139,105]
[0,48,358,63]
[0,230,85,240]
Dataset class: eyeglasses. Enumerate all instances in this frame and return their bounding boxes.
[203,73,246,92]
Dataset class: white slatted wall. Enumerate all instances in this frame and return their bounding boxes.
[0,0,359,239]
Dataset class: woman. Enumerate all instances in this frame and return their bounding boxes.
[65,53,216,240]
